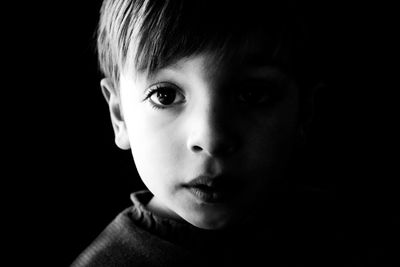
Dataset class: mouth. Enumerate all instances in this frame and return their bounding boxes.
[182,175,237,203]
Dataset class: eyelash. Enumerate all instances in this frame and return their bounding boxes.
[143,87,164,110]
[143,84,184,110]
[142,82,282,110]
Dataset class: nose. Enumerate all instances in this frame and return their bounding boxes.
[186,100,238,157]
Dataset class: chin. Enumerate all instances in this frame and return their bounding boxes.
[183,209,233,230]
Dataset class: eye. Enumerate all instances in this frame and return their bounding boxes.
[145,84,185,109]
[236,80,282,105]
[237,87,271,104]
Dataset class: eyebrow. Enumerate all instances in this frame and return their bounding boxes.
[241,51,277,66]
[140,52,286,86]
[139,57,187,81]
[232,53,286,77]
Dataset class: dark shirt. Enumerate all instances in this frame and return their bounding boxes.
[71,189,388,266]
[71,191,202,266]
[72,190,291,266]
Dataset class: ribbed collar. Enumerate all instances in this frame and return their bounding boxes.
[127,190,247,252]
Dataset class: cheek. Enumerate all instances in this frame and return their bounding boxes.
[269,89,300,148]
[245,95,299,167]
[240,107,299,202]
[126,111,186,183]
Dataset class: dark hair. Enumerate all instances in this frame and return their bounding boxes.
[97,0,315,90]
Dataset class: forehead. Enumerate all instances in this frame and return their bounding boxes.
[138,50,289,89]
[133,34,287,78]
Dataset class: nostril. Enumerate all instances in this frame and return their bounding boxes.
[189,136,237,156]
[192,145,203,152]
[191,142,236,157]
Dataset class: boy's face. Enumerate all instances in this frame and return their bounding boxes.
[106,50,300,230]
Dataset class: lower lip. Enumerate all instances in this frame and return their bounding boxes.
[185,186,227,203]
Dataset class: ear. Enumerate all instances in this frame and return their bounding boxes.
[101,78,131,150]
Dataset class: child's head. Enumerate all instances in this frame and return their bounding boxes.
[98,0,316,230]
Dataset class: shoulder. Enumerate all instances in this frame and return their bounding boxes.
[70,207,192,267]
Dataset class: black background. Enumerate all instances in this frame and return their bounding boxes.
[6,1,397,266]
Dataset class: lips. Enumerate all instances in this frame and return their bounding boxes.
[183,175,236,203]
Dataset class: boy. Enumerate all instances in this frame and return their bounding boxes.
[72,0,330,266]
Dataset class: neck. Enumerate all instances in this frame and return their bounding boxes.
[145,195,183,221]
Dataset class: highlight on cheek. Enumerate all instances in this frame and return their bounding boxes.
[143,83,186,110]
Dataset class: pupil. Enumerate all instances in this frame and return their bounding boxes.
[242,89,261,103]
[157,88,176,105]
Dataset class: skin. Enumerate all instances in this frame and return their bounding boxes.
[102,51,303,230]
